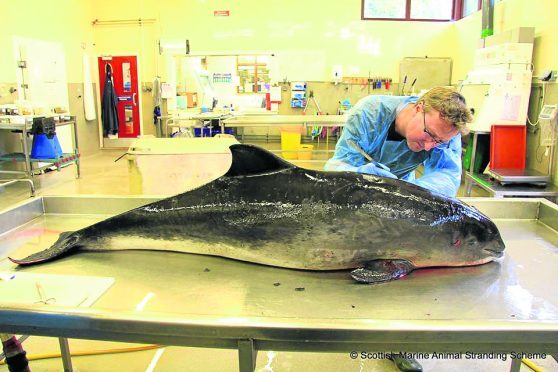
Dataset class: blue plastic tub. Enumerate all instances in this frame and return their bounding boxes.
[31,134,63,159]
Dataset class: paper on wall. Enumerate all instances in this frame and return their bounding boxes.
[161,83,175,99]
[501,94,521,121]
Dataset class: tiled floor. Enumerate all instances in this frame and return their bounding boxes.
[3,142,556,372]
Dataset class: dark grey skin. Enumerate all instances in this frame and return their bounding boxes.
[10,144,505,284]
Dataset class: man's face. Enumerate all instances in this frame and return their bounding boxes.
[406,103,459,152]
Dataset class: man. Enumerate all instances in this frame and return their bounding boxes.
[325,87,472,197]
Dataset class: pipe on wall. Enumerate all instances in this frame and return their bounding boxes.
[481,0,495,37]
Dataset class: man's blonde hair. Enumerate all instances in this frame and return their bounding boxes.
[420,87,472,135]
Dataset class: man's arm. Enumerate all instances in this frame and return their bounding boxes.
[324,104,395,178]
[325,111,368,171]
[410,134,462,197]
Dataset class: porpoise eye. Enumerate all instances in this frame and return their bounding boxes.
[453,239,461,248]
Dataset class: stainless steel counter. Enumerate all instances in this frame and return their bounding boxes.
[465,172,558,200]
[0,196,557,371]
[223,115,346,128]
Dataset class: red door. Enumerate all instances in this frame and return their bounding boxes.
[98,56,140,138]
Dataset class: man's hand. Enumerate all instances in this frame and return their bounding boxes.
[356,162,397,179]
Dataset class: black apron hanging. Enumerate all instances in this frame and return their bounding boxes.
[101,63,120,136]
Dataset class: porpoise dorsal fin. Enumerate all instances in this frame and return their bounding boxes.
[225,144,296,177]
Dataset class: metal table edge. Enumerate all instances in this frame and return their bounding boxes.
[0,305,557,355]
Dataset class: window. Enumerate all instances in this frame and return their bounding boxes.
[362,0,454,21]
[363,0,407,19]
[411,0,454,20]
[463,0,481,17]
[237,56,270,93]
[363,1,505,22]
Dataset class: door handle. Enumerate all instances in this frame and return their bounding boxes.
[133,93,137,106]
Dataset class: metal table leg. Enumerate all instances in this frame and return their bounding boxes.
[72,120,80,179]
[21,125,32,178]
[509,357,521,372]
[465,132,479,197]
[58,337,73,372]
[238,339,257,372]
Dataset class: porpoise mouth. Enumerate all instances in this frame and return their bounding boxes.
[483,248,504,258]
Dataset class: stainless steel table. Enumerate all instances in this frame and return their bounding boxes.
[223,114,346,148]
[223,114,347,129]
[165,113,232,138]
[0,117,80,192]
[0,196,557,371]
[465,173,558,200]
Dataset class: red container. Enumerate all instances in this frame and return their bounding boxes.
[490,125,526,170]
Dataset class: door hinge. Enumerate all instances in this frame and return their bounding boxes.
[17,60,27,68]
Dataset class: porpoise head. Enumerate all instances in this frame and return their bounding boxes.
[415,202,505,268]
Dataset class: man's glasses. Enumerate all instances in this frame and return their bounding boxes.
[423,111,447,146]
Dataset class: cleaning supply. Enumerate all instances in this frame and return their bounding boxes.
[30,134,63,159]
[297,145,314,160]
[30,117,63,159]
[281,132,301,160]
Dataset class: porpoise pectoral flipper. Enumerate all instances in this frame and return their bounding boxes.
[350,259,415,284]
[9,231,81,266]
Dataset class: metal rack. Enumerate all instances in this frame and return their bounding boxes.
[0,117,80,196]
[223,114,346,149]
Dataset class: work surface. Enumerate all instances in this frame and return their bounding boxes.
[0,196,557,354]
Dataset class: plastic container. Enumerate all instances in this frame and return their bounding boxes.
[127,137,239,194]
[193,128,235,137]
[194,128,211,137]
[490,125,526,169]
[297,144,314,160]
[30,134,63,159]
[280,132,301,159]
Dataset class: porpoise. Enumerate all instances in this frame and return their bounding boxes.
[10,144,505,284]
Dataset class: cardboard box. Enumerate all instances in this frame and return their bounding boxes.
[484,27,535,47]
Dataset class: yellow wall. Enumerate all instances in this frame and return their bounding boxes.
[494,0,558,77]
[91,0,454,83]
[92,25,158,81]
[4,0,556,92]
[2,0,94,83]
[452,0,558,80]
[450,11,483,84]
